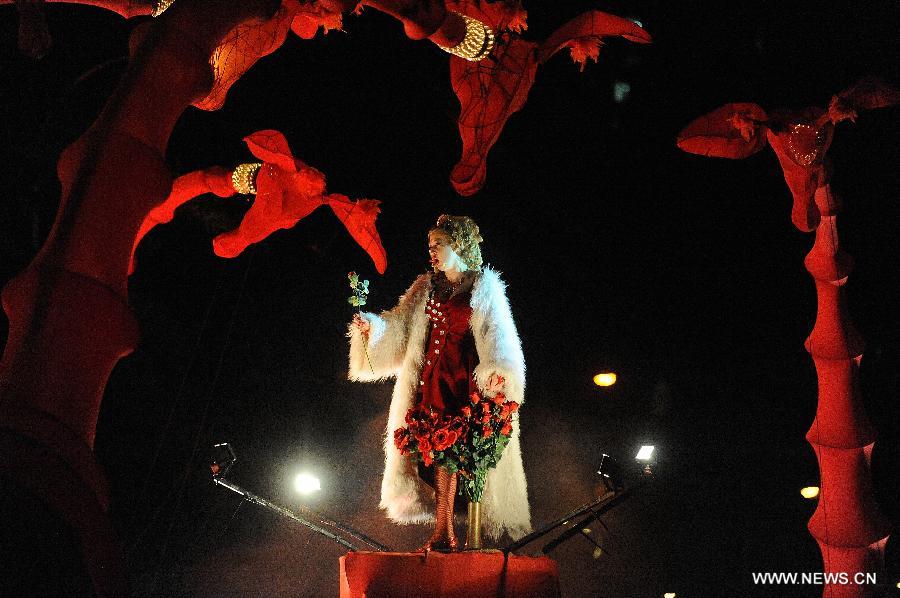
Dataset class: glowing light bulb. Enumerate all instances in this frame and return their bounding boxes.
[294,473,321,495]
[636,445,655,461]
[593,372,617,387]
[800,486,820,499]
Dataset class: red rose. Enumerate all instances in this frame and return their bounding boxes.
[432,428,459,452]
[499,404,511,419]
[490,392,506,405]
[470,392,481,405]
[418,437,432,455]
[461,406,472,418]
[508,401,520,413]
[415,423,432,442]
[482,425,492,438]
[422,450,434,467]
[500,421,513,436]
[481,413,491,424]
[393,428,410,451]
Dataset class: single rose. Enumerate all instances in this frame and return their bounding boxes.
[414,427,431,444]
[393,428,409,449]
[500,421,513,436]
[508,401,520,413]
[481,413,491,424]
[461,406,472,418]
[418,437,432,455]
[470,391,481,405]
[432,427,459,451]
[482,425,492,438]
[490,392,506,405]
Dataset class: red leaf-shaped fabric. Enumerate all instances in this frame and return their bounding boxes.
[677,103,769,159]
[537,10,651,66]
[288,0,344,39]
[192,8,293,111]
[244,130,301,172]
[326,195,388,274]
[450,36,538,196]
[130,167,234,274]
[837,76,900,111]
[212,164,324,258]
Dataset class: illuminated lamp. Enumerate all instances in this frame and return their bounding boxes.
[593,372,617,387]
[294,472,321,495]
[800,486,820,499]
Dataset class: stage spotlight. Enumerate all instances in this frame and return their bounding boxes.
[636,445,654,461]
[294,472,321,495]
[593,372,617,387]
[800,486,820,499]
[596,453,624,492]
[636,445,656,475]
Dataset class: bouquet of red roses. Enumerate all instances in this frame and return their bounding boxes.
[393,380,520,503]
[393,406,468,469]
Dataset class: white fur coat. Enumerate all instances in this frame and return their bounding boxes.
[348,266,531,540]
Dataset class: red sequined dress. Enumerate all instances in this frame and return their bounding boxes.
[414,274,479,418]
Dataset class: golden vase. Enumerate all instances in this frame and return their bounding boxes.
[465,500,482,550]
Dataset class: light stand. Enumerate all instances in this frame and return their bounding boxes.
[503,452,654,556]
[209,443,390,552]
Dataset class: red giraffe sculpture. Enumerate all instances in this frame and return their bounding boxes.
[677,78,900,597]
[129,129,388,275]
[445,2,651,195]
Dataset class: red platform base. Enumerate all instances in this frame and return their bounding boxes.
[339,551,560,597]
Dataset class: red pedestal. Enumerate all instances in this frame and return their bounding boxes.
[339,551,560,597]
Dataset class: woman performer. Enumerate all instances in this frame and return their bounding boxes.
[348,214,530,550]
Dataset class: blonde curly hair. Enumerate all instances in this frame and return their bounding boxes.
[430,214,484,271]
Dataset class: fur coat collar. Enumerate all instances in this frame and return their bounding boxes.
[348,266,531,540]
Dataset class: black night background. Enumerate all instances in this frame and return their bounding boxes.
[2,1,900,596]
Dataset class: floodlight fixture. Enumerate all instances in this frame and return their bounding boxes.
[635,445,656,476]
[294,472,322,495]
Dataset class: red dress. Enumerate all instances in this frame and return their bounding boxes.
[414,283,479,418]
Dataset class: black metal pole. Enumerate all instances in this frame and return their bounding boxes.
[213,477,361,552]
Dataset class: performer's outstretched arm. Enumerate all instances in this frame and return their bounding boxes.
[348,275,427,382]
